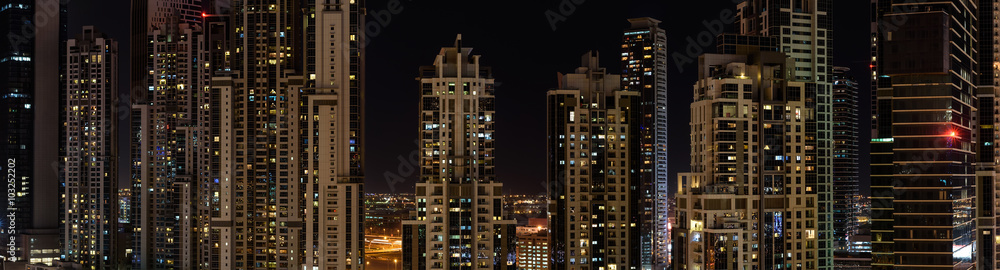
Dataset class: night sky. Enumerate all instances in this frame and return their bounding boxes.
[69,0,872,195]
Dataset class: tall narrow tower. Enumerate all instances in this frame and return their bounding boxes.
[736,1,835,268]
[401,35,517,270]
[209,0,306,269]
[130,21,208,269]
[548,52,643,270]
[831,67,859,255]
[63,26,119,270]
[621,17,669,269]
[300,0,367,268]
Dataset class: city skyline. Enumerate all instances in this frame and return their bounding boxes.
[66,0,873,195]
[0,0,887,269]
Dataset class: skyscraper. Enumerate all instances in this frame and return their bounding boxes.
[202,0,367,268]
[548,51,643,270]
[672,44,824,270]
[198,9,230,268]
[117,188,133,268]
[63,25,119,269]
[621,17,668,270]
[127,2,211,267]
[300,0,367,268]
[0,0,66,267]
[735,1,835,268]
[831,66,859,255]
[208,0,307,268]
[977,0,1000,268]
[871,0,979,269]
[130,21,208,269]
[401,35,517,270]
[870,0,883,136]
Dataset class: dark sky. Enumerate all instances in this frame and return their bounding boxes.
[69,0,872,195]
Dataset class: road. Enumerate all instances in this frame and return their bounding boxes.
[365,234,402,269]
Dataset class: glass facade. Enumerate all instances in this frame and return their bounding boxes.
[831,67,859,254]
[872,1,980,269]
[621,17,669,269]
[0,0,65,266]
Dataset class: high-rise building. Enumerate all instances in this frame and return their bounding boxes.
[205,0,368,268]
[199,6,230,269]
[868,0,891,268]
[0,0,66,267]
[117,188,133,269]
[976,1,1000,268]
[300,0,367,268]
[870,0,883,136]
[547,51,643,270]
[129,0,203,104]
[735,1,835,268]
[130,21,208,269]
[207,1,306,269]
[672,45,824,270]
[202,0,231,73]
[57,1,370,269]
[516,219,549,270]
[63,26,119,269]
[621,17,669,270]
[831,66,859,255]
[833,197,872,270]
[870,0,979,269]
[401,35,517,270]
[127,2,213,268]
[118,188,131,224]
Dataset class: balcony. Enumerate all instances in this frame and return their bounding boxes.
[687,185,750,196]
